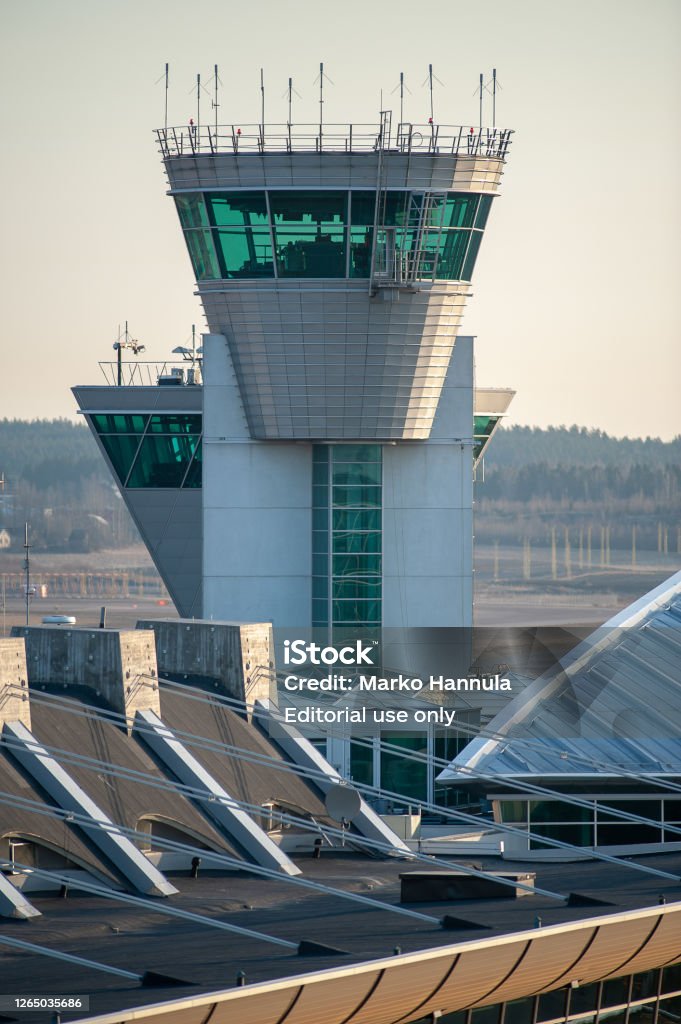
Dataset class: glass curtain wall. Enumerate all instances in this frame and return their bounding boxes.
[312,445,382,636]
[90,414,202,489]
[411,965,681,1024]
[497,796,675,849]
[175,190,492,282]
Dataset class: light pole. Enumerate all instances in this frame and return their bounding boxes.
[23,522,31,626]
[113,321,145,385]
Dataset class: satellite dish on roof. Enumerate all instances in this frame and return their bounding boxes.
[324,783,361,822]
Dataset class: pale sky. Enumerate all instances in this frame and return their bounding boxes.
[1,0,679,439]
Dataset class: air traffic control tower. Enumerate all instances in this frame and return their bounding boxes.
[156,116,514,634]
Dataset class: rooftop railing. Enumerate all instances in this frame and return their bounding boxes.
[98,361,202,387]
[156,122,513,160]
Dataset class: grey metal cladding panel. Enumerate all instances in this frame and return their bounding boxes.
[122,490,201,619]
[165,152,505,193]
[200,284,466,439]
[72,385,202,413]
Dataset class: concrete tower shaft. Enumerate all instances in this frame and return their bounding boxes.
[160,122,512,441]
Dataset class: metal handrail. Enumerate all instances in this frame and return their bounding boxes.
[156,122,513,160]
[97,360,201,387]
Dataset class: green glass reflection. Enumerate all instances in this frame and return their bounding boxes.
[332,462,381,486]
[333,509,381,532]
[148,414,202,434]
[333,599,381,623]
[92,414,148,434]
[349,227,372,277]
[350,742,373,787]
[214,228,274,278]
[333,554,381,575]
[206,192,268,227]
[127,434,200,488]
[175,194,209,229]
[420,229,471,279]
[332,485,381,508]
[185,229,221,280]
[474,194,493,230]
[380,733,427,801]
[183,439,202,488]
[269,191,346,227]
[462,231,483,280]
[271,192,346,278]
[97,434,143,486]
[383,192,410,226]
[333,578,381,600]
[331,445,381,463]
[443,193,479,228]
[333,531,381,554]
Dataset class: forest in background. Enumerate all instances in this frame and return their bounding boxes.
[0,418,678,557]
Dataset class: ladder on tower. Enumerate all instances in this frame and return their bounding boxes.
[369,110,393,292]
[402,191,448,282]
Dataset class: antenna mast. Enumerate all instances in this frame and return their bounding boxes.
[164,63,169,131]
[196,73,201,133]
[428,64,434,123]
[214,64,219,137]
[23,522,30,627]
[260,68,265,128]
[319,62,324,135]
[492,67,497,127]
[479,72,483,133]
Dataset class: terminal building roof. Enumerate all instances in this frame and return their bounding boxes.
[438,572,681,784]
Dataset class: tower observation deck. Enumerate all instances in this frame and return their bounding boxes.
[72,114,514,634]
[158,118,512,442]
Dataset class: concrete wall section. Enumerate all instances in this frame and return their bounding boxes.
[10,627,160,729]
[0,638,31,730]
[382,337,474,630]
[136,619,275,708]
[202,335,312,628]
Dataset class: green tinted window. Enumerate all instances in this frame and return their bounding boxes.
[349,227,372,277]
[333,554,381,575]
[91,414,148,434]
[97,434,143,486]
[332,445,381,463]
[444,193,479,228]
[275,229,345,278]
[148,414,202,434]
[333,509,380,532]
[475,194,493,229]
[332,486,381,508]
[127,434,200,488]
[333,599,381,624]
[383,192,410,226]
[419,229,471,279]
[185,229,221,280]
[206,192,268,227]
[214,228,274,278]
[183,440,202,488]
[333,531,381,554]
[462,231,483,280]
[332,462,381,486]
[333,578,382,600]
[269,191,346,227]
[175,194,209,229]
[380,733,427,800]
[350,191,376,224]
[350,742,373,786]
